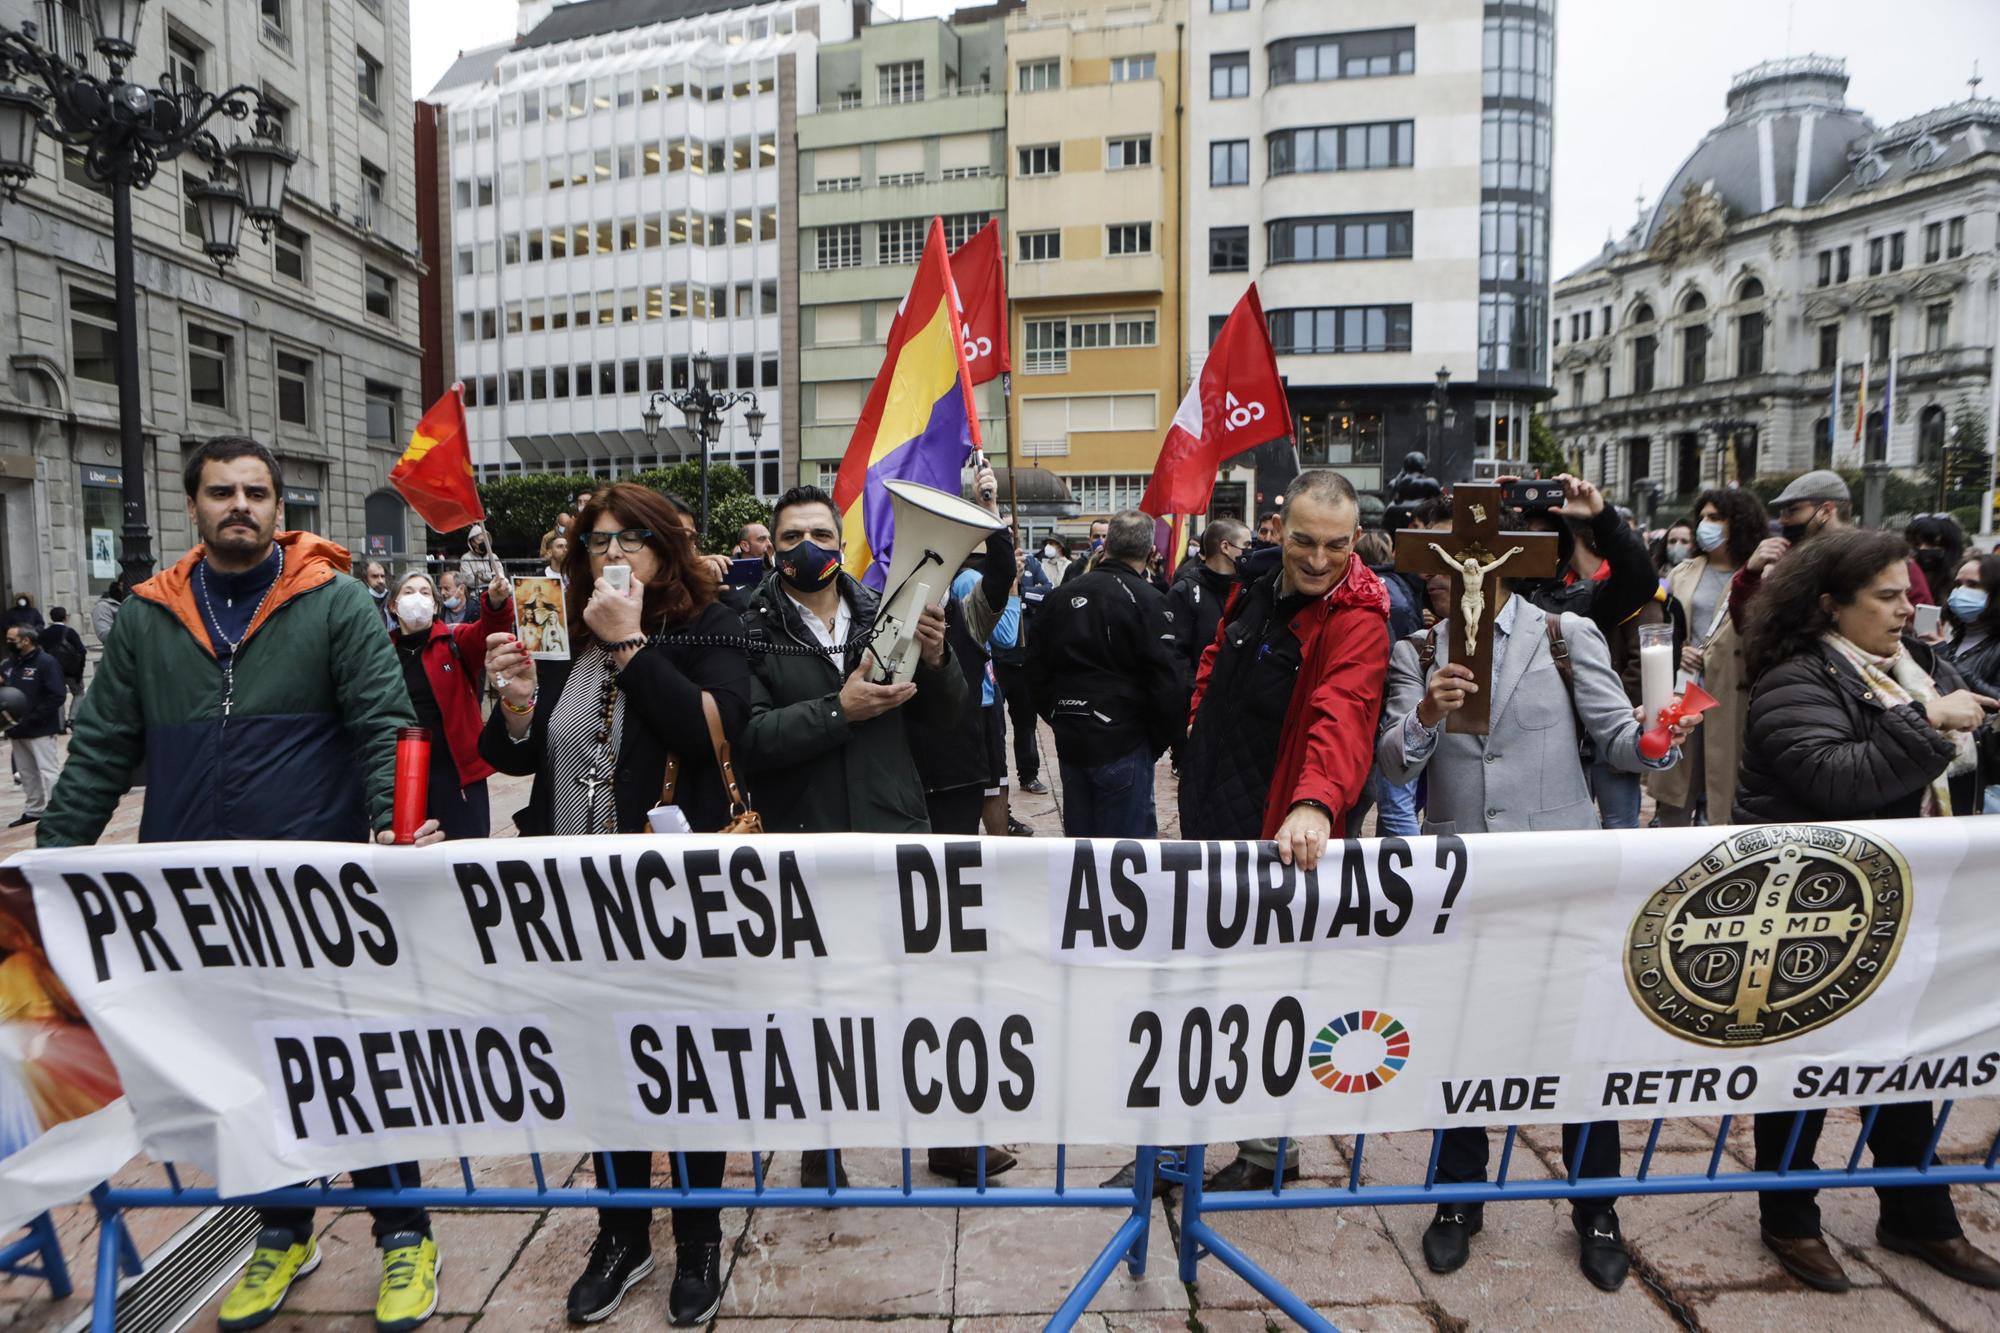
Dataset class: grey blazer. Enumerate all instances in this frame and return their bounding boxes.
[1376,599,1653,834]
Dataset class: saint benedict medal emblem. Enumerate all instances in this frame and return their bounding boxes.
[1625,826,1910,1047]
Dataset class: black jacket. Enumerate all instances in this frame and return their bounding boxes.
[1734,639,1978,824]
[478,600,752,836]
[2,647,65,739]
[38,622,85,687]
[1518,508,1656,645]
[738,569,966,834]
[1942,622,2000,699]
[1025,562,1186,766]
[1167,564,1235,679]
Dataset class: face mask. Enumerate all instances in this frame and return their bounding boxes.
[13,599,23,608]
[395,593,435,629]
[1666,542,1693,564]
[1948,587,1987,622]
[1090,538,1105,551]
[443,596,463,610]
[779,539,840,593]
[1779,520,1811,545]
[1695,520,1726,552]
[1043,545,1059,559]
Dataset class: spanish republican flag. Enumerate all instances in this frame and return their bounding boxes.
[833,217,981,587]
[391,383,485,533]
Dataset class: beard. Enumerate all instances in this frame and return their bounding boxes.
[204,512,274,561]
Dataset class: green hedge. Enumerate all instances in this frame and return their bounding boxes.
[473,463,769,556]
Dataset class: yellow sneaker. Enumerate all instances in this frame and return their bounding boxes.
[374,1231,441,1333]
[218,1227,321,1330]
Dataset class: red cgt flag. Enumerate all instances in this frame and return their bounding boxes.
[390,384,486,533]
[1140,284,1291,517]
[950,218,1010,385]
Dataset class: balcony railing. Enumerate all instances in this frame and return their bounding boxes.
[812,86,1000,114]
[1021,438,1070,457]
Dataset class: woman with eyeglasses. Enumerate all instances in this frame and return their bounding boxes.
[479,483,750,1327]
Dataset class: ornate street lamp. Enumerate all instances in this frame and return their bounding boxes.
[0,0,295,585]
[642,352,763,536]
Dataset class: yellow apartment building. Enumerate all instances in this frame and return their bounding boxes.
[1005,0,1188,538]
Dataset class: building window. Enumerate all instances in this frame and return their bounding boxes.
[273,223,308,283]
[1070,314,1157,348]
[1836,246,1850,282]
[1268,121,1413,175]
[1107,223,1152,256]
[1107,136,1152,170]
[1736,311,1764,377]
[816,225,860,270]
[1209,226,1248,272]
[1211,52,1249,99]
[364,266,395,320]
[1018,144,1060,177]
[356,47,382,110]
[1023,319,1068,374]
[1817,323,1839,370]
[879,61,923,105]
[1817,250,1832,287]
[1017,59,1059,93]
[1633,334,1657,394]
[275,351,313,428]
[1925,301,1950,352]
[1889,233,1905,271]
[188,326,232,410]
[1110,55,1154,81]
[1018,229,1061,262]
[1682,324,1708,386]
[1947,217,1965,258]
[69,288,117,384]
[1868,237,1884,276]
[1870,312,1893,363]
[1481,107,1549,192]
[1269,29,1415,85]
[1209,140,1249,187]
[260,0,287,34]
[1924,221,1943,264]
[942,212,989,250]
[360,159,386,227]
[1266,306,1413,354]
[1571,371,1586,405]
[1268,213,1412,262]
[879,217,925,265]
[167,31,204,90]
[1211,0,1247,9]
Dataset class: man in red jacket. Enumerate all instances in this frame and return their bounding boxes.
[1175,467,1390,1190]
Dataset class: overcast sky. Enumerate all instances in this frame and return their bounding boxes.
[413,0,2000,278]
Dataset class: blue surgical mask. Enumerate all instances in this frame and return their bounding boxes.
[1695,520,1727,552]
[1666,542,1693,564]
[1948,587,1987,622]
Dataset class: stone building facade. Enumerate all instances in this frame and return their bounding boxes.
[1547,57,2000,509]
[0,0,426,624]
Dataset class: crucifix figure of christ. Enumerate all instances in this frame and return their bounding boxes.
[1392,483,1562,734]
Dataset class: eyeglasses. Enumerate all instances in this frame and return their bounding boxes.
[581,528,653,554]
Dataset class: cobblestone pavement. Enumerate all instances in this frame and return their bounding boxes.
[4,728,1999,1331]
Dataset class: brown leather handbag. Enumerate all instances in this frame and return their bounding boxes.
[656,692,763,835]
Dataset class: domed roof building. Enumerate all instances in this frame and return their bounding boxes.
[1547,57,2000,517]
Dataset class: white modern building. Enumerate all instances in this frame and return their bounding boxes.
[1548,57,2000,505]
[1185,0,1555,499]
[426,0,869,499]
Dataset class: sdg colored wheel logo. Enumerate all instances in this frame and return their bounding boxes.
[1309,1010,1411,1093]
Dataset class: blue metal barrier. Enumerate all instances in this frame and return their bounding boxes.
[0,1210,70,1299]
[70,1106,2000,1332]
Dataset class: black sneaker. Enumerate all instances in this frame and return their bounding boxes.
[667,1241,722,1326]
[7,814,38,828]
[566,1229,654,1325]
[1023,778,1049,795]
[1005,817,1035,837]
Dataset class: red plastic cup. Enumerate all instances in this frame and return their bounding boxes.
[392,726,431,844]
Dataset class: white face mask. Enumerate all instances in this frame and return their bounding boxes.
[1666,542,1693,564]
[443,595,463,610]
[396,592,435,629]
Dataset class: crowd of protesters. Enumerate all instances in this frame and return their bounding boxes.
[15,433,2000,1328]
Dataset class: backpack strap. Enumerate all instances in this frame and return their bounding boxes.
[1543,613,1589,742]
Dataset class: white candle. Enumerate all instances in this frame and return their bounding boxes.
[1639,641,1675,726]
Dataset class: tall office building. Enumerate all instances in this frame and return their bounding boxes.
[793,4,1014,495]
[1004,0,1187,532]
[424,0,867,502]
[1187,0,1555,497]
[0,0,425,616]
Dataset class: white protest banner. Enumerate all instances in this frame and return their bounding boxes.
[13,820,2000,1197]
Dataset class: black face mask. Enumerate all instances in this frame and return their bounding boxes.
[779,539,841,593]
[1780,514,1818,546]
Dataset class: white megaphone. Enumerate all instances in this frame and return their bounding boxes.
[867,478,1007,685]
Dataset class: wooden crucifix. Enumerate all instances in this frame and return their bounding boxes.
[1393,483,1562,734]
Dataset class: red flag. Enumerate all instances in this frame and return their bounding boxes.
[390,384,486,533]
[950,219,1010,385]
[1140,285,1290,517]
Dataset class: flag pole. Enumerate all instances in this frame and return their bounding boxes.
[1002,371,1021,545]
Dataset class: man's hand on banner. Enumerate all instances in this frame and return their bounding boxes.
[377,818,443,847]
[1275,802,1332,871]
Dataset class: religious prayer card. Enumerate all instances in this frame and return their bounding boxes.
[512,576,570,661]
